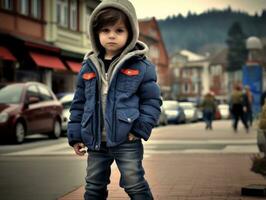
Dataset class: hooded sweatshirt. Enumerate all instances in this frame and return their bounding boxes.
[85,0,149,141]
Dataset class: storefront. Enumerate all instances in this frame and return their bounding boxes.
[0,46,17,83]
[0,33,83,94]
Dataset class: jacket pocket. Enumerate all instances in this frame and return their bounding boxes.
[81,111,93,127]
[84,73,97,95]
[115,108,139,142]
[116,70,141,92]
[81,111,94,145]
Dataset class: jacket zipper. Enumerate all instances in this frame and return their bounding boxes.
[111,75,118,141]
[88,59,101,150]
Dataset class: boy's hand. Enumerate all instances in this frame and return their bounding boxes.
[128,133,138,141]
[73,143,86,156]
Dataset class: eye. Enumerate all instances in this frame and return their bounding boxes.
[101,28,109,33]
[116,28,125,33]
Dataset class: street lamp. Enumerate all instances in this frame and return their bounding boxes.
[246,36,263,64]
[241,36,266,198]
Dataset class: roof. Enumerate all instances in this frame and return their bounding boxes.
[179,50,206,62]
[139,17,169,63]
[209,48,228,65]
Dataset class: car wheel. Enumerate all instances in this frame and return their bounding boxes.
[49,119,61,139]
[14,122,25,144]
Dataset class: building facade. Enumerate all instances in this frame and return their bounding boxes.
[139,17,170,98]
[0,0,100,94]
[170,50,209,103]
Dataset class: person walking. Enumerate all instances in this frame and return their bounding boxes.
[67,0,161,199]
[201,92,216,130]
[261,90,266,107]
[230,84,249,133]
[243,85,253,126]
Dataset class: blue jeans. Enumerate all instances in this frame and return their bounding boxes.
[84,140,153,200]
[203,110,214,129]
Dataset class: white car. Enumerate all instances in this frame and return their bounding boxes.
[59,93,74,132]
[179,102,198,122]
[163,100,186,124]
[218,104,230,119]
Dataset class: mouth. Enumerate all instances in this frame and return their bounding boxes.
[107,42,116,45]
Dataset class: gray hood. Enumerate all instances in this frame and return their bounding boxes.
[88,0,139,56]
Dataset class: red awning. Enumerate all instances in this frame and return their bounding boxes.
[0,46,16,61]
[29,52,66,70]
[66,61,82,73]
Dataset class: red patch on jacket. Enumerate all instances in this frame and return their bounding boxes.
[82,72,96,80]
[121,69,140,76]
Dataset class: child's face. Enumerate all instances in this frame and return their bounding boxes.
[98,19,129,58]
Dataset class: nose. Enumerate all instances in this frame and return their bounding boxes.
[108,31,115,39]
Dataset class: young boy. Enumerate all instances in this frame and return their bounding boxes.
[67,0,161,199]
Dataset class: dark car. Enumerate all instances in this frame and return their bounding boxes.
[0,82,63,143]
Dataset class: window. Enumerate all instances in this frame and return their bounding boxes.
[193,83,198,93]
[70,0,77,30]
[1,0,13,10]
[17,0,42,19]
[0,85,23,104]
[57,0,68,28]
[26,85,39,101]
[19,0,29,15]
[31,0,41,19]
[57,0,78,30]
[183,83,189,93]
[38,85,53,101]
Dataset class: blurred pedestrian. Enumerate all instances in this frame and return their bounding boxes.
[67,0,161,199]
[261,90,266,107]
[201,92,216,130]
[243,85,253,126]
[230,84,249,133]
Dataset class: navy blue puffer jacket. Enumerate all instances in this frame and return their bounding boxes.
[67,54,161,150]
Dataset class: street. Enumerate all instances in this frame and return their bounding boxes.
[0,120,262,200]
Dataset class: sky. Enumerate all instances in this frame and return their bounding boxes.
[130,0,266,19]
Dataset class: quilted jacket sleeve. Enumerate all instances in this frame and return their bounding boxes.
[131,60,162,140]
[67,67,86,146]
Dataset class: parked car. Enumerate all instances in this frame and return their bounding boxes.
[163,100,186,124]
[179,102,198,122]
[58,93,74,132]
[197,109,203,121]
[218,104,230,119]
[157,104,168,126]
[0,82,63,143]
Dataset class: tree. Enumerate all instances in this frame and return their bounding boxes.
[226,22,248,71]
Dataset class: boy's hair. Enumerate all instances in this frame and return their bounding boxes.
[92,8,133,50]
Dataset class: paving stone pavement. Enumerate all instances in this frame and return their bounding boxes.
[59,154,266,200]
[58,121,265,200]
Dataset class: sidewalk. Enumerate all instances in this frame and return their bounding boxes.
[58,121,265,200]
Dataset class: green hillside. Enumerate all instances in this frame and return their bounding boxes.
[158,8,266,55]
